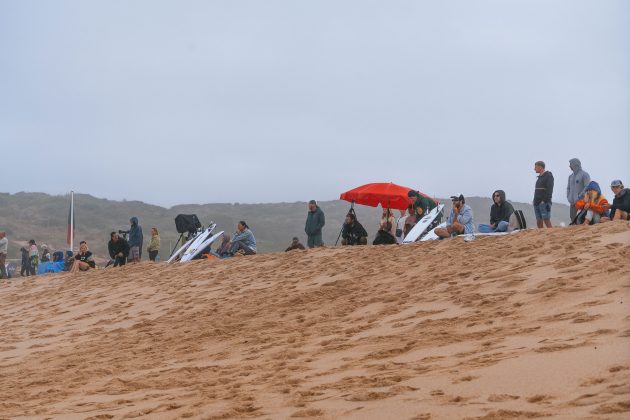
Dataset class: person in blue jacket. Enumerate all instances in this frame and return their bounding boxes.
[128,217,143,262]
[435,194,474,238]
[229,221,257,256]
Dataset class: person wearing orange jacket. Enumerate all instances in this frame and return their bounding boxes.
[575,181,609,225]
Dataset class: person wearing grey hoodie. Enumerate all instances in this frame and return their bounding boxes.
[567,158,590,221]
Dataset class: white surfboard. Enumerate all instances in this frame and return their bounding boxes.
[420,222,446,241]
[167,233,200,263]
[180,230,224,262]
[179,223,216,262]
[403,204,445,243]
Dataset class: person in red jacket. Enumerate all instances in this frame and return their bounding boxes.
[575,181,609,225]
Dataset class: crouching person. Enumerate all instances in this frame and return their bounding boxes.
[341,213,368,246]
[229,221,257,256]
[575,181,609,225]
[435,194,474,239]
[69,241,96,273]
[602,180,630,222]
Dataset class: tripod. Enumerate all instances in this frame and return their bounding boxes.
[335,201,356,246]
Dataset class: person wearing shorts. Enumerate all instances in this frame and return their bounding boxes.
[533,161,554,228]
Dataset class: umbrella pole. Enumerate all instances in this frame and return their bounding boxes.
[335,201,355,246]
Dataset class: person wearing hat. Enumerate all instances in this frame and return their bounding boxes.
[229,221,257,256]
[533,161,554,228]
[574,181,609,225]
[435,194,474,239]
[305,200,325,248]
[602,180,630,222]
[285,237,306,252]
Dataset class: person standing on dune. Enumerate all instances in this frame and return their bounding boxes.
[0,231,8,279]
[567,158,590,222]
[305,200,325,248]
[128,217,143,263]
[533,161,554,228]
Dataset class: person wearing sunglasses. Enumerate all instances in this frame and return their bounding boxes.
[478,190,514,233]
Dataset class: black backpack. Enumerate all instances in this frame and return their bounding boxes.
[509,210,527,231]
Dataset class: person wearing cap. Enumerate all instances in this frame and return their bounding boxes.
[574,181,609,225]
[0,231,8,279]
[128,217,143,263]
[305,200,325,248]
[435,195,474,239]
[567,158,591,221]
[602,180,630,222]
[229,221,257,255]
[285,237,306,252]
[40,246,51,263]
[533,161,554,228]
[341,213,368,246]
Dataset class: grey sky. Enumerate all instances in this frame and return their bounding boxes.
[1,0,628,207]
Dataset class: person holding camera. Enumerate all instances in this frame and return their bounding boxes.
[108,231,130,267]
[435,194,474,239]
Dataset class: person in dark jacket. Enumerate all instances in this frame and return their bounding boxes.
[408,190,437,220]
[108,231,130,267]
[567,158,590,221]
[305,200,325,248]
[533,161,554,228]
[479,190,514,233]
[285,237,306,252]
[19,247,30,277]
[341,213,368,246]
[69,241,96,272]
[602,179,630,222]
[128,217,143,262]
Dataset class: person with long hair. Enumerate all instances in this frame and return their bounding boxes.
[575,181,609,225]
[147,227,160,261]
[69,241,96,273]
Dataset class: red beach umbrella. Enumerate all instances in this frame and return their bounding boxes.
[340,182,423,210]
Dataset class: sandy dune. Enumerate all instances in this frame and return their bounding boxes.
[1,222,629,419]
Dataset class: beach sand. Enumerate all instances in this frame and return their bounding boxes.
[1,222,629,419]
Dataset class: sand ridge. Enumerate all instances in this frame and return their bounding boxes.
[0,222,629,419]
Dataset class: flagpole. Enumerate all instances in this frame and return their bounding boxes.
[70,191,74,252]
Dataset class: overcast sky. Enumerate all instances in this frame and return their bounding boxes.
[1,0,628,207]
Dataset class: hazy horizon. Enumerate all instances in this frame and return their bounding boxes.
[2,0,628,207]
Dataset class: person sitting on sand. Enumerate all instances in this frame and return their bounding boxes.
[213,232,233,258]
[229,221,257,256]
[341,213,368,246]
[285,236,306,251]
[403,204,416,237]
[69,241,96,273]
[601,180,630,222]
[435,194,474,239]
[40,246,51,263]
[574,181,609,225]
[478,190,514,233]
[108,231,130,267]
[373,209,397,245]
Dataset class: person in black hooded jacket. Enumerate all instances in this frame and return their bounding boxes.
[489,190,514,232]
